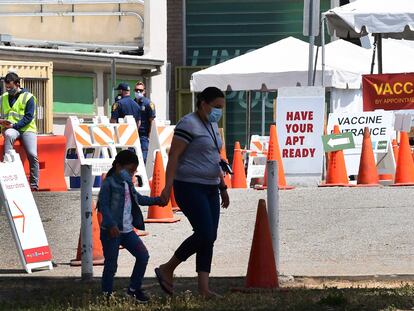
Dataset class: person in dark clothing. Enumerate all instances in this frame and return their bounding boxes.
[134,82,155,163]
[110,82,141,129]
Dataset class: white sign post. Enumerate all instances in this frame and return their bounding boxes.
[327,110,395,176]
[276,87,326,183]
[0,151,53,273]
[81,165,94,280]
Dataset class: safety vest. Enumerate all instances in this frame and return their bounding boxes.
[1,91,37,133]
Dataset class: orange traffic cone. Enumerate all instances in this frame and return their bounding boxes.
[220,144,232,189]
[391,132,414,186]
[357,127,380,186]
[231,141,247,188]
[319,125,351,187]
[263,125,293,190]
[70,200,104,266]
[245,199,278,289]
[392,139,399,164]
[170,188,181,212]
[146,151,180,223]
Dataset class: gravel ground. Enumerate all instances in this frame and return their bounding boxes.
[0,187,413,279]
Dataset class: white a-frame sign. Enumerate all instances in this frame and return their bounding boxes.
[0,151,53,273]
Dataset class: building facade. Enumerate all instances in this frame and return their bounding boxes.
[0,0,167,134]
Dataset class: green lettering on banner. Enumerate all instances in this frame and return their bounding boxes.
[377,141,388,150]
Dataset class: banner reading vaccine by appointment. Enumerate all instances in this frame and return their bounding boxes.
[276,87,325,176]
[0,152,52,273]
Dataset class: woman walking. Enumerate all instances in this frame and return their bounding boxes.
[156,87,230,298]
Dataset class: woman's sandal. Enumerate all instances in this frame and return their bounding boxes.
[154,267,174,296]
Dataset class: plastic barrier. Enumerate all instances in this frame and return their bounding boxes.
[146,119,175,180]
[64,115,150,191]
[0,135,67,191]
[246,135,269,187]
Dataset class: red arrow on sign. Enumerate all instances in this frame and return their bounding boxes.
[12,201,25,233]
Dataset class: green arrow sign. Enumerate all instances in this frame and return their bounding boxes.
[322,132,355,152]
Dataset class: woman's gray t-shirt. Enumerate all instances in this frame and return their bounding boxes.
[174,112,222,185]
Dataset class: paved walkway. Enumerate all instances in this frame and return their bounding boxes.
[0,187,413,279]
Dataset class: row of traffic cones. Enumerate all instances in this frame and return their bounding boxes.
[321,125,414,187]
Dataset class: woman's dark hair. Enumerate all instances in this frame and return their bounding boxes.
[196,87,224,109]
[106,150,138,177]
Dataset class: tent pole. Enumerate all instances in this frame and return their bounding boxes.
[377,33,383,74]
[191,91,195,112]
[321,15,325,86]
[370,35,377,74]
[261,92,266,136]
[246,91,251,147]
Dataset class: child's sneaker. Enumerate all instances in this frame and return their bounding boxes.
[127,288,150,304]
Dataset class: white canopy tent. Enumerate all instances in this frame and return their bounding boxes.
[322,0,414,73]
[190,36,363,92]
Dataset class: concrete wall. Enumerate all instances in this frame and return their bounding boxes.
[0,4,143,44]
[144,0,167,121]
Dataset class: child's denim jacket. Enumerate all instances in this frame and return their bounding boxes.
[98,173,160,231]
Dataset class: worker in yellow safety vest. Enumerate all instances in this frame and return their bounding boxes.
[1,72,39,191]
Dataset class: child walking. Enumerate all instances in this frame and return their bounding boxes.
[98,150,162,303]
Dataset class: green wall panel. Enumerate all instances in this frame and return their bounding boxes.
[53,75,94,114]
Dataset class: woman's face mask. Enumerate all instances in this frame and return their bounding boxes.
[208,107,223,123]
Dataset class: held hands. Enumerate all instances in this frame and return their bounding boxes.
[109,226,120,238]
[159,187,171,207]
[220,189,230,208]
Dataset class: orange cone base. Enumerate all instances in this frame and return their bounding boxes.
[70,258,104,266]
[389,182,414,187]
[318,183,354,187]
[145,215,181,223]
[356,183,381,187]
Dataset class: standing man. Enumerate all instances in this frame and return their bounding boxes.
[110,82,141,129]
[134,82,155,163]
[1,72,39,191]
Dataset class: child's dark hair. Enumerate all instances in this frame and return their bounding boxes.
[106,150,138,177]
[196,87,224,109]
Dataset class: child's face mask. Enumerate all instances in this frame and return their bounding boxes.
[119,169,133,182]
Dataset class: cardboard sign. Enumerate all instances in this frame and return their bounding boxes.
[327,110,395,175]
[276,87,325,175]
[0,151,53,273]
[363,73,414,111]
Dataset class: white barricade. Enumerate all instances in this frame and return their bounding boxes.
[246,135,269,187]
[146,119,175,180]
[64,115,150,191]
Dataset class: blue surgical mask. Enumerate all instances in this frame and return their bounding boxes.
[208,107,223,123]
[119,169,132,183]
[135,92,144,99]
